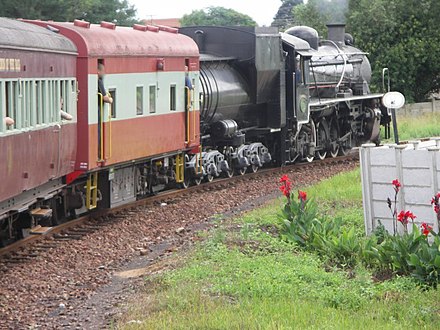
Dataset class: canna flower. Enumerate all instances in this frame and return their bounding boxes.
[280,175,290,183]
[397,210,416,225]
[298,190,307,202]
[279,175,291,198]
[421,223,433,236]
[392,179,401,193]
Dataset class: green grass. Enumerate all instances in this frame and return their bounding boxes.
[383,113,440,142]
[117,169,440,329]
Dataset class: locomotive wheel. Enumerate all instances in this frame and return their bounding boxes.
[178,172,190,189]
[192,177,202,186]
[330,147,339,158]
[236,167,247,176]
[224,169,234,178]
[206,174,214,182]
[316,120,328,160]
[329,120,340,158]
[250,164,259,173]
[303,120,316,163]
[339,145,350,156]
[317,151,326,160]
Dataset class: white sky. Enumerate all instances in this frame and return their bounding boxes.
[129,0,283,26]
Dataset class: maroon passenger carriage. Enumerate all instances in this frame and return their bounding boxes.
[0,18,202,245]
[0,18,78,245]
[26,19,202,210]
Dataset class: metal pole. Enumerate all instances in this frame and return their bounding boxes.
[391,108,399,144]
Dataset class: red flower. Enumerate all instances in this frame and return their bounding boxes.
[280,175,290,183]
[431,193,440,205]
[279,184,291,197]
[421,222,433,236]
[279,175,291,198]
[435,205,440,214]
[392,179,401,192]
[397,210,416,225]
[298,190,307,202]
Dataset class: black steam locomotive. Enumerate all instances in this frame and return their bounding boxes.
[181,24,389,173]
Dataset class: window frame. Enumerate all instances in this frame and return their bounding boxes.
[149,85,156,114]
[108,87,116,118]
[136,85,144,116]
[169,84,176,111]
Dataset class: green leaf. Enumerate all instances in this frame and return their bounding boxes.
[408,253,421,267]
[434,255,440,268]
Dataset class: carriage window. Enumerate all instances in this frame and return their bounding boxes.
[22,80,34,127]
[108,88,116,118]
[55,80,61,122]
[36,81,42,124]
[149,85,156,113]
[47,80,56,123]
[5,81,18,130]
[170,84,176,111]
[136,86,143,115]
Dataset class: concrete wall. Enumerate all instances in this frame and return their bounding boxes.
[398,99,440,117]
[360,139,440,235]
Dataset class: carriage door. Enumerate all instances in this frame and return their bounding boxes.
[184,58,194,144]
[97,59,113,162]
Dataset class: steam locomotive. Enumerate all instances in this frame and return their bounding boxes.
[180,23,387,169]
[0,18,389,245]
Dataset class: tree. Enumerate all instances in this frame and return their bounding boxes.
[0,0,138,26]
[347,0,440,102]
[293,1,327,37]
[76,0,138,26]
[180,7,256,27]
[271,0,303,31]
[292,0,349,37]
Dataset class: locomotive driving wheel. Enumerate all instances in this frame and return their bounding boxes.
[329,119,340,158]
[338,121,352,156]
[223,147,235,178]
[315,119,328,160]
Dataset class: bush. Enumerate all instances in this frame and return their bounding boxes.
[278,176,361,268]
[278,175,440,287]
[370,225,440,287]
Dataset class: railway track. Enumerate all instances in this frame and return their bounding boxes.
[1,153,360,329]
[0,153,359,261]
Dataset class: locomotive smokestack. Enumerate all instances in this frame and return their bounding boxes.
[327,24,346,46]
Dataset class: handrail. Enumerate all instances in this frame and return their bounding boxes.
[97,93,104,162]
[192,88,196,141]
[185,86,191,144]
[107,97,112,159]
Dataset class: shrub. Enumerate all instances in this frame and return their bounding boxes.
[278,175,440,287]
[278,176,361,268]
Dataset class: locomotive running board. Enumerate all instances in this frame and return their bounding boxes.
[309,93,384,107]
